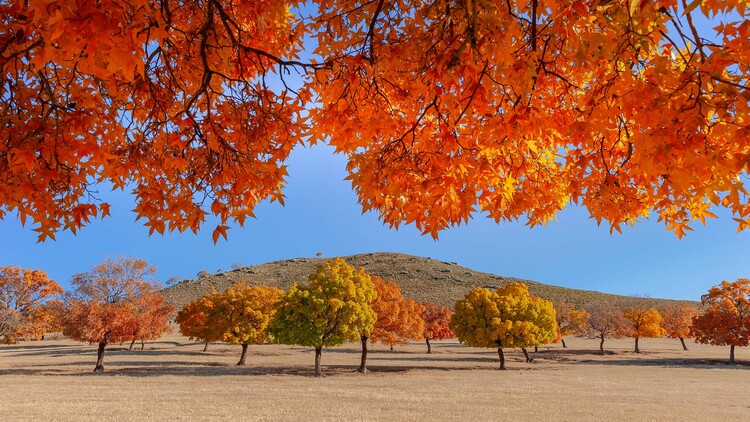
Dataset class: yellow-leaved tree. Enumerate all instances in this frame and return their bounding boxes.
[450,283,557,370]
[623,307,667,353]
[176,283,282,365]
[270,258,376,377]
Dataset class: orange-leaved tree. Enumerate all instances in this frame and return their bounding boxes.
[176,293,224,352]
[580,303,627,354]
[691,279,750,364]
[551,301,589,348]
[450,283,557,370]
[356,276,424,373]
[210,283,284,366]
[2,1,749,241]
[270,258,376,377]
[421,302,453,354]
[623,307,666,353]
[661,304,699,351]
[60,257,171,372]
[127,289,174,350]
[0,266,63,344]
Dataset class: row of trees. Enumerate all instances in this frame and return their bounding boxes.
[177,258,454,376]
[3,257,749,373]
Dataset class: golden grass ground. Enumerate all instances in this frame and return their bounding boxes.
[1,334,747,421]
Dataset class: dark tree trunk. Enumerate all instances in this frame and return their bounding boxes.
[426,338,432,354]
[237,344,249,366]
[729,344,735,364]
[522,347,534,363]
[203,342,209,352]
[561,338,567,348]
[389,345,393,352]
[497,347,506,370]
[679,337,688,351]
[140,339,144,351]
[599,335,605,354]
[94,341,107,372]
[534,346,538,353]
[314,346,323,377]
[356,336,369,373]
[635,337,640,353]
[129,339,136,350]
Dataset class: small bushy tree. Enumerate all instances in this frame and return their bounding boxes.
[270,258,376,377]
[623,307,666,353]
[691,279,750,364]
[661,304,698,351]
[421,302,454,354]
[450,283,557,370]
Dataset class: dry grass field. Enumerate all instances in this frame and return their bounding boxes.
[1,334,747,421]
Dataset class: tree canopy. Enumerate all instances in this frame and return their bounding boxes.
[0,266,62,343]
[1,1,748,241]
[691,279,750,364]
[450,282,557,369]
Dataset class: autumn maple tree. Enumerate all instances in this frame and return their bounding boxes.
[270,258,376,377]
[580,303,627,354]
[661,303,698,351]
[421,302,454,354]
[450,283,557,369]
[357,276,424,373]
[0,266,63,344]
[1,0,748,241]
[623,307,667,353]
[127,289,175,350]
[691,279,750,364]
[176,293,224,352]
[551,301,589,348]
[60,257,171,372]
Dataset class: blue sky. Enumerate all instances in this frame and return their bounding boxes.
[1,142,748,300]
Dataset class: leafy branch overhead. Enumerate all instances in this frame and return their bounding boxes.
[1,0,748,241]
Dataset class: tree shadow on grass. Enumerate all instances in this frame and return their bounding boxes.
[576,357,750,370]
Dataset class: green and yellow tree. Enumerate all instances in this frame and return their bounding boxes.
[270,258,376,377]
[691,279,750,364]
[623,307,667,353]
[661,304,698,351]
[450,283,557,370]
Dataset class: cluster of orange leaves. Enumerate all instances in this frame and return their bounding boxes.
[1,0,748,240]
[691,278,750,349]
[369,276,425,347]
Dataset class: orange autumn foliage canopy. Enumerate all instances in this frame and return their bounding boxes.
[691,279,750,348]
[1,0,749,240]
[0,266,63,342]
[369,277,425,346]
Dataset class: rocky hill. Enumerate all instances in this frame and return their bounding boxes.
[163,252,694,310]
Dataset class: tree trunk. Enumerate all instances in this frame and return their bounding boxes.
[634,337,640,353]
[522,347,534,363]
[129,339,136,350]
[729,344,735,364]
[237,344,248,366]
[679,337,688,351]
[203,342,209,352]
[314,346,323,377]
[94,341,107,372]
[389,345,393,352]
[599,335,605,354]
[497,347,506,370]
[534,346,538,353]
[426,338,432,354]
[356,336,369,373]
[140,339,144,351]
[561,338,567,348]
